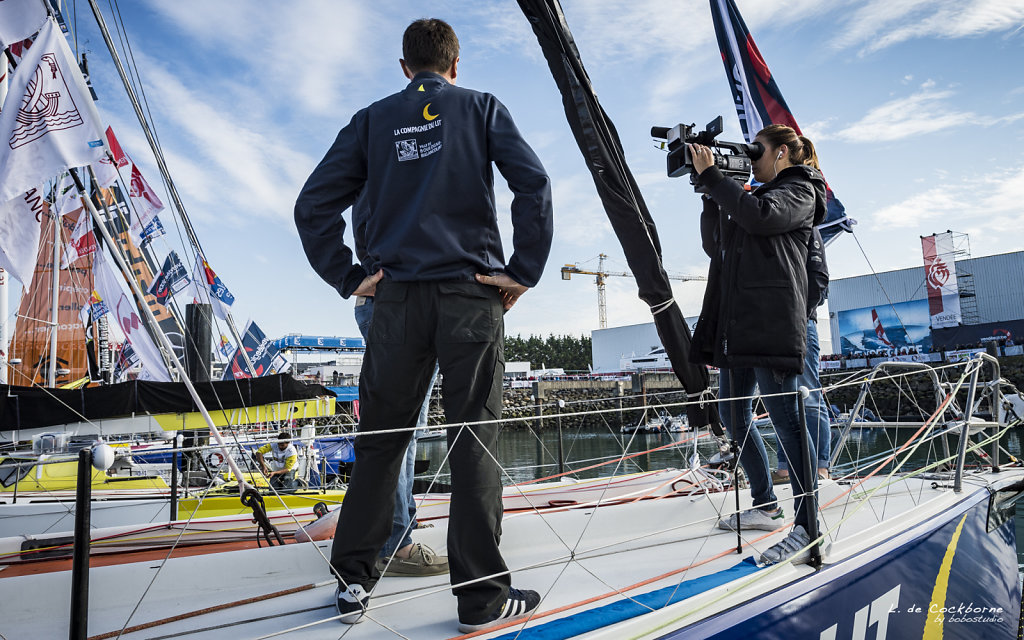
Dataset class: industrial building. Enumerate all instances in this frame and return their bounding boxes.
[828,249,1024,354]
[591,246,1024,372]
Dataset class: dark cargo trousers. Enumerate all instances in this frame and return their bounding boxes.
[330,280,509,621]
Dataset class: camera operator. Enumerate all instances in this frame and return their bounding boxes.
[688,124,826,565]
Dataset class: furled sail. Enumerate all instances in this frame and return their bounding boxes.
[517,0,718,429]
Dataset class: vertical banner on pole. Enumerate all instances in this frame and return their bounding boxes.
[921,232,962,329]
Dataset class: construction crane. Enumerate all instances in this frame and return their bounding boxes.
[561,254,708,329]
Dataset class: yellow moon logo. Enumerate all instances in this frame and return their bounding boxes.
[423,103,439,121]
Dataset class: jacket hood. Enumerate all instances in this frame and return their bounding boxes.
[781,164,828,226]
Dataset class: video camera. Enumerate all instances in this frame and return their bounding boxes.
[651,116,764,191]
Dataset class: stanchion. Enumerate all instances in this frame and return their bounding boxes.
[69,444,114,640]
[170,434,179,522]
[797,387,822,568]
[556,399,566,476]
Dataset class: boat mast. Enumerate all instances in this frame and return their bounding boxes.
[47,207,60,387]
[85,0,257,378]
[0,56,7,385]
[0,268,7,384]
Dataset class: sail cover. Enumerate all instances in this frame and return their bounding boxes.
[0,374,331,431]
[517,0,718,429]
[709,0,853,245]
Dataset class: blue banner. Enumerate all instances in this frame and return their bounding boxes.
[222,320,289,380]
[147,250,190,305]
[273,335,365,350]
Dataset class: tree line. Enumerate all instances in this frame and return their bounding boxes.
[505,334,592,372]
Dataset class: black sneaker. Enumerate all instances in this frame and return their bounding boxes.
[335,583,369,624]
[457,587,541,633]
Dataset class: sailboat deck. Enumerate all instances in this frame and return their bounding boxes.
[0,469,1006,640]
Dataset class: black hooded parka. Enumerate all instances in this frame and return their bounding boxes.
[690,164,827,373]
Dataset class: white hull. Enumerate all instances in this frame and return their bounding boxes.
[3,468,1020,639]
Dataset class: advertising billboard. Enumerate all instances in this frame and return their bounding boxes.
[837,299,932,355]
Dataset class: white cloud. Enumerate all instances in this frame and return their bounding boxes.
[835,0,1024,55]
[145,0,389,116]
[871,165,1024,234]
[129,61,315,225]
[873,189,966,228]
[832,83,1024,142]
[549,174,613,246]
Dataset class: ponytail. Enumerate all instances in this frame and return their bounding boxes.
[797,135,819,170]
[757,124,820,170]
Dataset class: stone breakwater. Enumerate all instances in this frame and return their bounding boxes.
[475,356,1024,429]
[427,374,697,431]
[329,356,1024,431]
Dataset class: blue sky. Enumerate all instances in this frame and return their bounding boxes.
[35,0,1024,352]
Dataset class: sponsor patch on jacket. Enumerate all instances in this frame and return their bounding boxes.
[396,139,419,161]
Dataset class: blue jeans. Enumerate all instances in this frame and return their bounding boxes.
[355,298,438,556]
[779,318,831,472]
[719,366,817,530]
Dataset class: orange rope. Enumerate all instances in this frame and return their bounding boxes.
[821,391,956,510]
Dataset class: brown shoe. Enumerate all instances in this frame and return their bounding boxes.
[376,543,449,577]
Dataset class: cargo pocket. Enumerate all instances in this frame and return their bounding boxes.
[438,282,499,343]
[368,283,407,344]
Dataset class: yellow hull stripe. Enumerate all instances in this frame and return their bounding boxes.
[923,513,969,640]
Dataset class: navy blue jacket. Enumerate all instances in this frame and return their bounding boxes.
[294,72,553,297]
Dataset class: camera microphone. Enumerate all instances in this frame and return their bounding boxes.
[651,126,671,139]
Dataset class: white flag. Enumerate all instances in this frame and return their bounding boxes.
[0,0,47,49]
[54,171,80,216]
[0,185,46,287]
[0,18,106,203]
[174,257,234,321]
[93,250,171,382]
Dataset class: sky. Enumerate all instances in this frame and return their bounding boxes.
[15,0,1024,356]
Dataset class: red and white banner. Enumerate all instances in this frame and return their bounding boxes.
[127,163,165,244]
[921,232,961,328]
[60,208,97,269]
[92,126,131,187]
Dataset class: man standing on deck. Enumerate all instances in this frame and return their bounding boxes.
[294,18,553,634]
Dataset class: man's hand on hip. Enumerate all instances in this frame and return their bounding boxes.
[475,273,528,310]
[352,270,384,297]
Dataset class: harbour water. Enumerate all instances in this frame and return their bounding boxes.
[418,424,1024,577]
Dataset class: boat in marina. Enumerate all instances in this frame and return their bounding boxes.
[621,411,688,435]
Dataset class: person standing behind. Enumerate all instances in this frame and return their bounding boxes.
[294,18,553,633]
[689,123,826,565]
[353,293,447,577]
[774,226,831,482]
